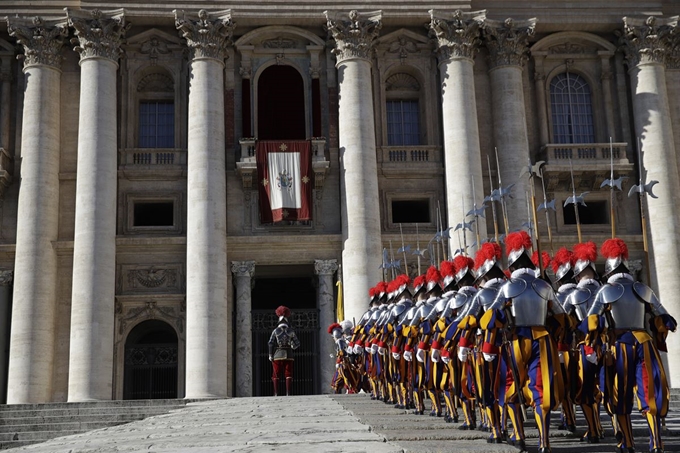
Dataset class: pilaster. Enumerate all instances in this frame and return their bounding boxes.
[315,259,338,394]
[232,261,255,397]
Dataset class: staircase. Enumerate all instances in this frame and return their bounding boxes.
[0,399,200,450]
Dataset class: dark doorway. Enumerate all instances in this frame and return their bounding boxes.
[257,65,306,140]
[251,274,319,396]
[124,320,178,399]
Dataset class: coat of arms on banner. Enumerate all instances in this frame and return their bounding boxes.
[277,170,294,192]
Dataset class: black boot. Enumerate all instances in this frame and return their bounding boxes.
[286,377,293,396]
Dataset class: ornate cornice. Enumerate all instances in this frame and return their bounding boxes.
[428,9,486,62]
[324,10,382,63]
[0,269,12,286]
[7,16,68,70]
[314,259,338,275]
[231,260,255,277]
[619,16,678,68]
[483,17,537,69]
[67,8,129,63]
[174,9,235,62]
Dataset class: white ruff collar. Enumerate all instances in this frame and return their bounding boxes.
[577,278,601,288]
[458,285,476,293]
[558,283,577,292]
[511,268,538,278]
[483,278,505,288]
[608,273,634,284]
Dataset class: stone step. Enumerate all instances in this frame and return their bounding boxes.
[0,414,161,433]
[0,398,202,413]
[0,404,187,421]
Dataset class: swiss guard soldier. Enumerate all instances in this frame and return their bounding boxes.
[483,231,566,453]
[328,320,359,394]
[382,276,413,408]
[268,305,301,396]
[565,242,604,442]
[585,238,677,453]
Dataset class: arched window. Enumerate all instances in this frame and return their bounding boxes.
[137,70,175,148]
[550,73,594,144]
[385,73,421,146]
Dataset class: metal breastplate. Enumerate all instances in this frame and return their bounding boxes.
[504,274,550,327]
[401,305,418,326]
[274,326,294,348]
[445,287,476,320]
[426,297,449,322]
[605,280,646,330]
[410,302,434,326]
[475,285,500,311]
[567,282,600,321]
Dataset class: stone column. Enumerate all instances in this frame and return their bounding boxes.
[620,15,680,385]
[175,9,234,398]
[231,261,255,397]
[483,18,537,231]
[325,10,382,322]
[0,270,13,403]
[315,259,338,394]
[5,16,67,404]
[429,10,487,252]
[66,9,128,402]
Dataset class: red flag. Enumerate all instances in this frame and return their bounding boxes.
[256,140,312,223]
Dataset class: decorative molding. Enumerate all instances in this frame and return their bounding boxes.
[548,43,591,54]
[428,9,486,62]
[239,65,252,78]
[618,15,678,68]
[263,37,298,49]
[117,300,185,335]
[231,260,255,278]
[324,10,382,63]
[8,16,68,69]
[174,9,235,62]
[386,35,418,64]
[139,36,170,64]
[483,17,537,68]
[385,73,420,91]
[0,269,12,286]
[137,72,173,92]
[67,8,129,63]
[118,264,184,294]
[314,259,338,275]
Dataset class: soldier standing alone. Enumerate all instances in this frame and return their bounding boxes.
[268,305,301,396]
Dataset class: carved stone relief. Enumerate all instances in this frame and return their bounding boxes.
[117,264,185,294]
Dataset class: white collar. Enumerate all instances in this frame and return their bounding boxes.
[511,268,538,278]
[577,278,601,288]
[608,272,634,284]
[483,278,505,288]
[458,285,477,293]
[426,296,439,304]
[416,299,425,307]
[442,290,456,298]
[558,282,577,292]
[277,322,288,328]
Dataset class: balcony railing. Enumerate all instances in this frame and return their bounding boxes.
[543,143,629,163]
[381,146,441,163]
[120,148,187,166]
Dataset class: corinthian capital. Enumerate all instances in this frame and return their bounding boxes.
[314,259,338,275]
[619,15,678,68]
[428,10,486,62]
[324,10,382,63]
[174,9,235,62]
[66,8,129,63]
[231,260,255,278]
[483,17,537,68]
[7,16,68,70]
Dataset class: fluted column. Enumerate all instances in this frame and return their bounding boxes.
[5,16,66,404]
[429,10,487,253]
[231,261,255,397]
[620,15,680,386]
[315,259,338,394]
[66,9,128,402]
[176,9,234,398]
[484,18,537,231]
[325,10,382,322]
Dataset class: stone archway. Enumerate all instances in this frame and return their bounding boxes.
[123,319,178,399]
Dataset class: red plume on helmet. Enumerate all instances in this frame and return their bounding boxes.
[275,305,291,318]
[531,251,551,270]
[327,322,342,334]
[601,238,629,260]
[394,274,411,288]
[375,281,388,295]
[368,286,378,298]
[413,274,426,289]
[551,247,574,274]
[505,231,532,256]
[425,265,442,284]
[453,255,474,272]
[573,241,598,263]
[440,260,455,278]
[474,242,501,270]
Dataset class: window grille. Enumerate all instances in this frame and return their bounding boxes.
[386,100,420,146]
[549,73,594,144]
[139,101,174,148]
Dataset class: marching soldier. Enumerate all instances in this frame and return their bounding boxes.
[585,238,676,453]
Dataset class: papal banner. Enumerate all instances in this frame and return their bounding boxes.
[256,140,312,223]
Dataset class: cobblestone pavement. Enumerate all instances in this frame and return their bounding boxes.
[5,393,680,452]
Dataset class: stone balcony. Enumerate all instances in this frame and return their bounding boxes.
[236,138,329,190]
[378,145,443,178]
[118,148,187,180]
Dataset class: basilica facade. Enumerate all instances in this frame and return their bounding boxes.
[0,0,678,403]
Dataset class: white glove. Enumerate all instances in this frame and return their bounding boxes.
[364,346,371,353]
[268,355,273,362]
[558,351,565,364]
[329,353,335,358]
[483,353,496,362]
[378,346,386,356]
[586,352,598,364]
[346,346,353,354]
[371,343,379,354]
[431,349,441,363]
[442,356,450,364]
[403,350,413,362]
[335,363,340,369]
[416,348,425,363]
[458,346,471,362]
[353,345,362,354]
[392,352,401,361]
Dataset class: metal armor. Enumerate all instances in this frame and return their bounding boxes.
[425,295,451,322]
[444,286,477,321]
[401,304,418,326]
[556,283,577,309]
[410,299,435,326]
[588,276,660,330]
[493,272,557,327]
[268,324,301,358]
[564,281,600,322]
[395,299,414,324]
